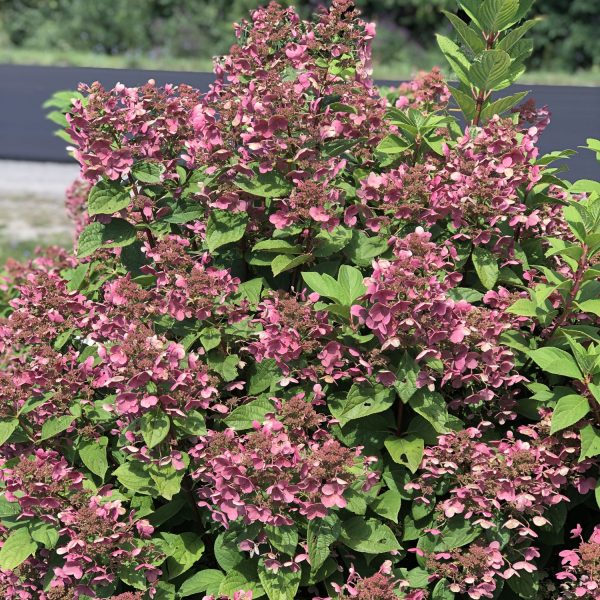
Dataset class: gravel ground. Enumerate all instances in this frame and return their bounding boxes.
[0,160,78,246]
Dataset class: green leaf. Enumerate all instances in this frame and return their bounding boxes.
[120,561,149,590]
[436,35,471,85]
[87,180,131,216]
[375,134,410,155]
[497,19,539,51]
[588,382,600,405]
[199,327,221,352]
[46,109,68,127]
[442,11,485,52]
[53,328,73,351]
[179,570,224,598]
[150,463,185,500]
[0,527,37,570]
[576,300,600,317]
[78,436,109,479]
[29,520,59,549]
[550,394,590,433]
[437,517,482,550]
[40,414,75,441]
[506,298,539,317]
[224,397,274,431]
[252,240,303,254]
[471,246,499,290]
[307,514,341,574]
[237,278,264,306]
[448,86,476,120]
[159,532,205,579]
[409,390,450,434]
[447,287,484,303]
[479,0,520,32]
[66,262,89,292]
[507,570,539,599]
[235,171,291,198]
[271,254,311,277]
[219,561,265,598]
[165,206,206,224]
[264,525,298,556]
[172,410,206,437]
[344,232,388,266]
[512,0,535,24]
[371,489,402,523]
[153,582,176,600]
[337,265,366,304]
[313,226,353,257]
[214,531,244,571]
[328,102,358,114]
[469,50,511,91]
[208,353,239,382]
[322,138,364,158]
[479,91,528,122]
[580,424,600,461]
[258,564,301,600]
[206,210,248,252]
[114,461,155,494]
[77,218,136,258]
[77,222,105,258]
[147,496,187,527]
[423,133,445,155]
[571,180,600,194]
[340,517,401,554]
[394,352,420,403]
[344,487,368,515]
[328,384,395,427]
[385,435,424,473]
[458,0,483,28]
[0,418,18,445]
[302,272,343,303]
[140,409,170,448]
[132,161,165,184]
[0,495,22,518]
[102,218,138,249]
[528,347,582,379]
[432,579,455,600]
[248,360,280,395]
[18,396,49,416]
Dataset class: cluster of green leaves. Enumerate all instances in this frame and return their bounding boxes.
[509,143,600,461]
[437,0,535,125]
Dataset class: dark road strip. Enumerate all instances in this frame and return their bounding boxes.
[1,64,598,180]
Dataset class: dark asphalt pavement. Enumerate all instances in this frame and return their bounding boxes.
[1,64,598,180]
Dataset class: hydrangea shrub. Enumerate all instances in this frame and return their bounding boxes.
[4,1,600,598]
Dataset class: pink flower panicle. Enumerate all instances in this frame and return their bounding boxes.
[393,67,451,113]
[555,526,600,599]
[190,398,377,530]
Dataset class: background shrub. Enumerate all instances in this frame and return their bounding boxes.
[1,0,599,72]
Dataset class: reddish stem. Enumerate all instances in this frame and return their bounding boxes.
[543,244,588,342]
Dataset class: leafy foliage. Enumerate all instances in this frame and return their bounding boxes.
[1,1,600,599]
